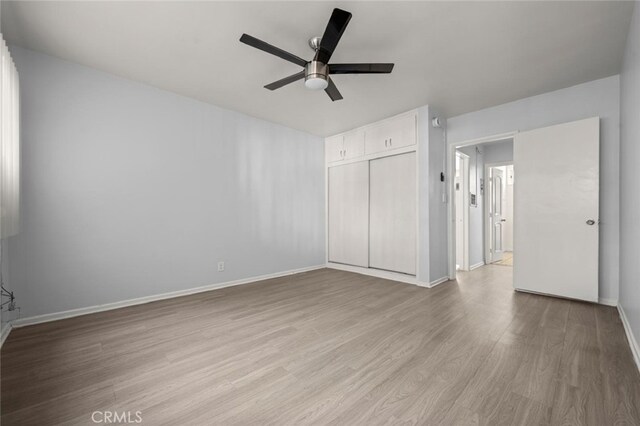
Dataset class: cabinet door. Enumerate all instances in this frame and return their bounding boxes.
[365,114,417,155]
[364,122,390,155]
[325,135,345,163]
[328,162,369,267]
[343,130,365,160]
[369,152,416,275]
[386,114,417,150]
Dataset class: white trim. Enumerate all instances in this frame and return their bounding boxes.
[429,276,449,288]
[1,322,12,348]
[451,132,518,149]
[618,303,640,374]
[11,265,325,328]
[470,262,485,271]
[326,262,427,287]
[598,297,618,307]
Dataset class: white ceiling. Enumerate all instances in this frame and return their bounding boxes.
[1,1,634,136]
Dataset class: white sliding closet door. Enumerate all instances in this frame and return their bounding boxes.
[328,162,369,267]
[369,152,416,275]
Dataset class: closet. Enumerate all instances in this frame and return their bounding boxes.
[326,111,417,276]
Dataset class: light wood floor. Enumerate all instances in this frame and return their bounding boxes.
[2,266,640,425]
[494,251,514,267]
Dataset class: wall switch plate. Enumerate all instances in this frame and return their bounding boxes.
[217,261,225,272]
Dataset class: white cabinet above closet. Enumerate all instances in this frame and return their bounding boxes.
[325,111,417,165]
[325,130,365,163]
[325,135,345,163]
[365,113,417,155]
[343,130,365,160]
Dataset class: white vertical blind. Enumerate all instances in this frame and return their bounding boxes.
[0,36,20,238]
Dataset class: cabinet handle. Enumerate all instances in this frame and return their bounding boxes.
[389,138,392,146]
[384,139,388,147]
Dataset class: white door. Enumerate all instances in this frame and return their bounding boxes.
[489,167,505,263]
[513,117,599,302]
[369,152,417,275]
[328,162,369,267]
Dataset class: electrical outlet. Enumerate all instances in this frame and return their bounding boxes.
[217,261,225,272]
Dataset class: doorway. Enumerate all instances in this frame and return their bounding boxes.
[485,163,514,267]
[455,152,470,271]
[447,134,516,279]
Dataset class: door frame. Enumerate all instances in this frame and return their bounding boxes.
[484,161,513,265]
[455,151,471,271]
[446,132,518,279]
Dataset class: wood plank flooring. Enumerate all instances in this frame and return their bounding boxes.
[493,251,513,267]
[2,266,639,425]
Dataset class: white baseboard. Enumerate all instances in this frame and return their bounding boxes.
[470,262,485,271]
[428,276,449,288]
[0,322,12,348]
[598,297,618,307]
[618,303,640,374]
[12,265,325,328]
[326,262,427,287]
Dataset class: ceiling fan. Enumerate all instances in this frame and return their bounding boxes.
[239,8,394,101]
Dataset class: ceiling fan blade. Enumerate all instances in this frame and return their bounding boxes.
[240,34,307,67]
[264,71,306,90]
[329,63,395,74]
[314,8,352,64]
[325,78,343,101]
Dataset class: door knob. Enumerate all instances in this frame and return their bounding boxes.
[586,219,596,225]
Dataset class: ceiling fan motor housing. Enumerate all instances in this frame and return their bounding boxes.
[305,61,329,90]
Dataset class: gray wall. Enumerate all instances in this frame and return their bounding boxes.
[620,2,640,354]
[9,46,325,319]
[428,110,448,282]
[448,76,620,303]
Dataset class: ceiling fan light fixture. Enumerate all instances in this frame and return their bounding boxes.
[304,61,329,90]
[305,75,328,90]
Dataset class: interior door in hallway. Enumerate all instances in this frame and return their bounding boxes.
[513,117,599,302]
[489,167,505,263]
